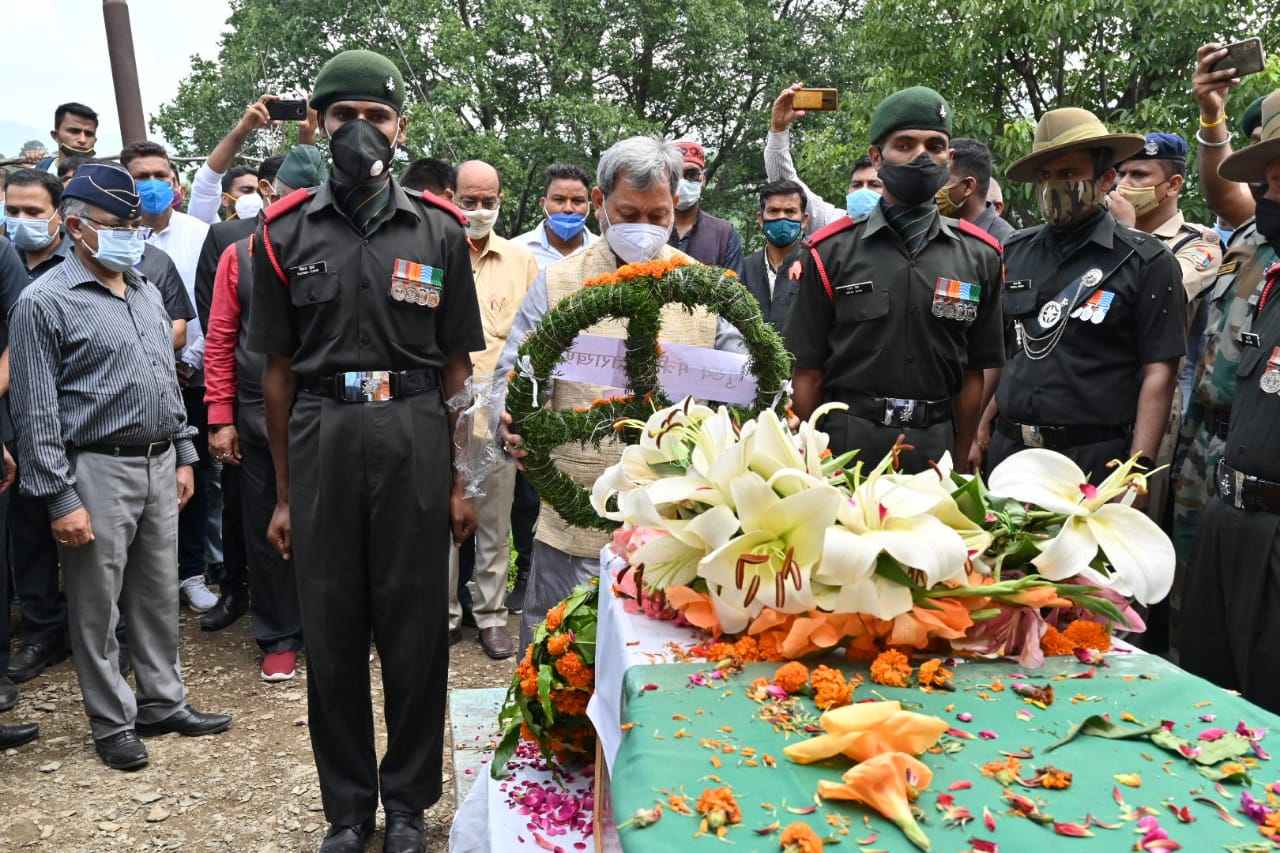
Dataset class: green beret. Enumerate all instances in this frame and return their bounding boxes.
[868,86,952,146]
[1241,95,1266,137]
[310,49,405,115]
[276,144,327,190]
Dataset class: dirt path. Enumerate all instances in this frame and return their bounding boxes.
[0,610,517,852]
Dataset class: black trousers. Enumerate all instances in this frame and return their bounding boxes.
[218,461,248,593]
[821,410,953,475]
[511,470,539,578]
[8,485,63,647]
[240,438,301,653]
[986,432,1129,484]
[178,387,211,582]
[1179,498,1280,713]
[289,391,451,823]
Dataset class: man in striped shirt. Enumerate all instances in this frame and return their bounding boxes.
[8,164,231,771]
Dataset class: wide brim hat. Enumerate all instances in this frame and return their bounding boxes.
[1220,90,1280,182]
[1007,108,1146,183]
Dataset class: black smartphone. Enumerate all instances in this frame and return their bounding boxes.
[1211,38,1266,77]
[792,88,839,111]
[266,99,308,121]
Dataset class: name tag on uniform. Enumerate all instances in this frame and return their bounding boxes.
[1242,331,1262,348]
[289,261,327,278]
[391,258,444,308]
[1005,279,1031,291]
[835,280,873,295]
[1217,260,1239,276]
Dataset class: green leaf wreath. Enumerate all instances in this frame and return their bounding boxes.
[505,259,793,531]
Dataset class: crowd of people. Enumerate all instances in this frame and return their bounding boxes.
[0,38,1278,853]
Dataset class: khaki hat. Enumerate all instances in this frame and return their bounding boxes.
[1220,90,1280,182]
[1007,108,1146,183]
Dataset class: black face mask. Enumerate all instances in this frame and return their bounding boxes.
[329,119,395,233]
[1256,197,1280,244]
[877,152,949,206]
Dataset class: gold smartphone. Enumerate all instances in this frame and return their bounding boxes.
[792,88,839,111]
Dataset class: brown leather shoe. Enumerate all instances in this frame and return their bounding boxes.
[478,626,517,660]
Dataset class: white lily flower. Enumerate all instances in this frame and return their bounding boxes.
[619,489,741,589]
[698,472,842,615]
[987,449,1174,605]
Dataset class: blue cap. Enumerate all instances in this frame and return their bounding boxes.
[1125,132,1188,163]
[62,163,140,220]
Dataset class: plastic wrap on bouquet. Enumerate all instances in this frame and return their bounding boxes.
[446,375,505,499]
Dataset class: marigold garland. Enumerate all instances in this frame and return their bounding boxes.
[869,649,913,687]
[1041,619,1112,656]
[506,260,794,531]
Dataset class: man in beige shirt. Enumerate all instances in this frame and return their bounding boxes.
[446,160,539,659]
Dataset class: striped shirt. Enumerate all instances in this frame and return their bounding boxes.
[9,248,198,518]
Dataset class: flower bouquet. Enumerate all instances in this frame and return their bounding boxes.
[492,579,599,779]
[596,398,1174,667]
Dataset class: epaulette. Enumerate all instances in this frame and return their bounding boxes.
[418,190,468,227]
[955,218,1003,255]
[1003,224,1043,245]
[1115,225,1169,261]
[1227,218,1257,249]
[806,215,857,247]
[261,187,317,284]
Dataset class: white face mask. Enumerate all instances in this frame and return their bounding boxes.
[465,205,500,239]
[234,193,265,220]
[675,178,702,210]
[600,205,670,264]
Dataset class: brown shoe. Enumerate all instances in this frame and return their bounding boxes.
[478,626,517,660]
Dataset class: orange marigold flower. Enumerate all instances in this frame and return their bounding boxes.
[1039,625,1076,656]
[732,635,761,662]
[551,689,589,716]
[547,632,573,657]
[980,756,1021,777]
[1038,766,1072,789]
[520,676,538,697]
[696,786,742,829]
[545,603,566,632]
[869,649,912,687]
[1063,619,1111,652]
[703,641,736,662]
[757,631,785,661]
[520,722,536,742]
[811,665,855,710]
[779,821,824,852]
[774,661,810,694]
[917,658,953,690]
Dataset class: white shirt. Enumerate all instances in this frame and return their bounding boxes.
[146,210,210,371]
[512,220,597,271]
[186,163,224,225]
[763,129,843,233]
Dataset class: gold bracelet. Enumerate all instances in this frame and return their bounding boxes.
[1200,113,1227,129]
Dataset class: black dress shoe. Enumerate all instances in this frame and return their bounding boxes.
[0,676,18,713]
[200,588,249,632]
[94,730,147,770]
[0,722,39,749]
[319,818,374,853]
[448,627,463,647]
[7,639,69,683]
[136,705,232,737]
[478,626,517,660]
[383,811,424,853]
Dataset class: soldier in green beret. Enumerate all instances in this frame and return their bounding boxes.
[249,49,485,853]
[785,85,1006,473]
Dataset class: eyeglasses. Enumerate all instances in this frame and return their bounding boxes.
[455,197,500,211]
[81,216,152,240]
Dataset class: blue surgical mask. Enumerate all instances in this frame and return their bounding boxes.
[546,211,587,241]
[762,217,803,248]
[846,188,880,221]
[137,179,175,216]
[1215,225,1234,249]
[5,216,55,251]
[81,222,146,272]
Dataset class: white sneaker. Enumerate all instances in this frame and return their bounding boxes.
[181,576,218,613]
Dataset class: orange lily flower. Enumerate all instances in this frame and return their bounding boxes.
[888,598,974,649]
[785,703,947,765]
[817,751,934,850]
[1008,584,1074,609]
[665,586,721,636]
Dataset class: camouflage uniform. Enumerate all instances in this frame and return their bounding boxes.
[1173,222,1274,571]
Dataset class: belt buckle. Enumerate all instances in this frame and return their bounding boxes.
[1020,423,1044,449]
[337,371,393,403]
[884,398,916,427]
[146,441,163,458]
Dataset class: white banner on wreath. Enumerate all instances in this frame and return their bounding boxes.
[552,333,756,404]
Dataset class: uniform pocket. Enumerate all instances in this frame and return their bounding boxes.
[834,288,891,324]
[1237,344,1265,379]
[1002,288,1037,318]
[289,272,340,307]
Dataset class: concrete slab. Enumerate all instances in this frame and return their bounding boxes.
[449,686,506,805]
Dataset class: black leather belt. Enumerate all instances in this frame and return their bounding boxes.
[301,368,439,403]
[837,393,952,429]
[1204,406,1232,441]
[996,417,1130,450]
[1216,461,1280,514]
[77,440,172,458]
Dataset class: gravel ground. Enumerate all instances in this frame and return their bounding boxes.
[0,607,518,852]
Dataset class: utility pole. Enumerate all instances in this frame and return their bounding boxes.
[103,0,147,144]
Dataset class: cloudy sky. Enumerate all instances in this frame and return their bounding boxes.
[0,0,233,157]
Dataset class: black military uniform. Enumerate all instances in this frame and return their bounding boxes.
[248,51,484,847]
[786,203,1005,471]
[989,213,1186,477]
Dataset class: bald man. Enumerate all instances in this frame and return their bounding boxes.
[444,161,539,659]
[987,177,1004,217]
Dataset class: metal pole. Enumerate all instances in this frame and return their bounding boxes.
[103,0,148,145]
